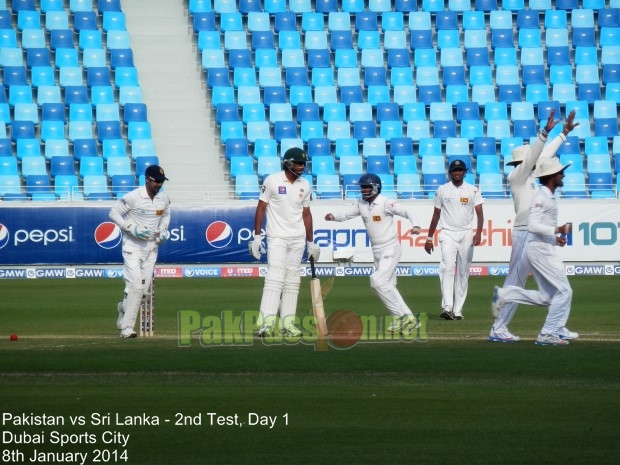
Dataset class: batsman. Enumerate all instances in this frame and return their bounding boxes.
[109,165,171,338]
[325,173,422,336]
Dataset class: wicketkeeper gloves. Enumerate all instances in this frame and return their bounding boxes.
[155,229,170,245]
[249,234,266,260]
[307,241,321,261]
[122,223,155,241]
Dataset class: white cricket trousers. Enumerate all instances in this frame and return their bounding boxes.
[370,243,413,317]
[119,239,158,331]
[493,229,531,331]
[438,229,474,315]
[259,236,305,323]
[502,240,572,336]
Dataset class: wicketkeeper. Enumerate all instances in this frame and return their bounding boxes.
[109,165,171,338]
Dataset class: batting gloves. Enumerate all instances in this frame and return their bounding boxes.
[155,229,170,245]
[122,223,154,241]
[307,241,321,261]
[249,234,266,260]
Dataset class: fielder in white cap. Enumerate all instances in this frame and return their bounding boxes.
[489,109,579,343]
[492,157,576,346]
[424,159,484,320]
[250,147,320,338]
[109,165,171,338]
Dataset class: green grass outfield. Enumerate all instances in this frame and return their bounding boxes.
[1,276,619,465]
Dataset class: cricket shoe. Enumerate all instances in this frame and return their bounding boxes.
[558,328,579,340]
[535,333,569,346]
[454,315,464,320]
[257,323,274,338]
[440,309,455,320]
[400,315,421,336]
[280,324,302,338]
[488,327,520,343]
[491,286,504,318]
[116,302,124,330]
[120,328,137,339]
[387,315,406,332]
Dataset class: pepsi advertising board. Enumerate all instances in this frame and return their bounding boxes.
[1,200,619,265]
[0,204,257,265]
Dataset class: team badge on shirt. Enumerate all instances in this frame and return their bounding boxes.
[460,197,469,204]
[372,215,381,222]
[278,186,287,194]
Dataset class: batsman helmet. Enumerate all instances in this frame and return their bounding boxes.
[282,147,308,177]
[359,173,382,200]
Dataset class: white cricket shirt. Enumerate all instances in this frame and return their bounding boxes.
[110,186,171,232]
[528,186,558,245]
[332,194,420,250]
[260,171,311,239]
[433,181,484,231]
[508,133,566,231]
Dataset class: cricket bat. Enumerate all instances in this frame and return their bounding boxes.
[309,257,328,351]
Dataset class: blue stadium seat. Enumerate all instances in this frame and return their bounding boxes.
[257,156,281,180]
[393,155,418,177]
[52,173,78,198]
[229,157,254,180]
[306,138,330,158]
[101,139,127,160]
[466,48,490,68]
[79,156,104,178]
[353,119,377,143]
[235,174,260,200]
[559,153,584,174]
[538,100,562,122]
[98,0,122,14]
[463,29,487,50]
[391,67,414,87]
[225,139,249,161]
[89,86,114,109]
[73,139,98,161]
[58,66,84,88]
[561,172,588,198]
[380,120,403,141]
[487,120,511,140]
[603,64,620,85]
[103,11,126,32]
[409,49,434,70]
[406,120,431,141]
[546,28,569,47]
[11,121,36,142]
[365,155,391,174]
[106,157,132,178]
[312,155,337,178]
[522,65,546,87]
[397,173,425,199]
[409,30,433,50]
[390,138,414,158]
[26,48,51,69]
[362,138,387,158]
[311,67,335,88]
[437,29,460,50]
[110,175,136,197]
[594,119,619,138]
[436,10,459,30]
[479,173,506,198]
[315,174,342,199]
[16,138,42,160]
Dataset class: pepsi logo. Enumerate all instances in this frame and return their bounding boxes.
[94,222,122,249]
[0,224,9,250]
[205,221,233,249]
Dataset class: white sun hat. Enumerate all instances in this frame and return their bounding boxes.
[535,157,572,178]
